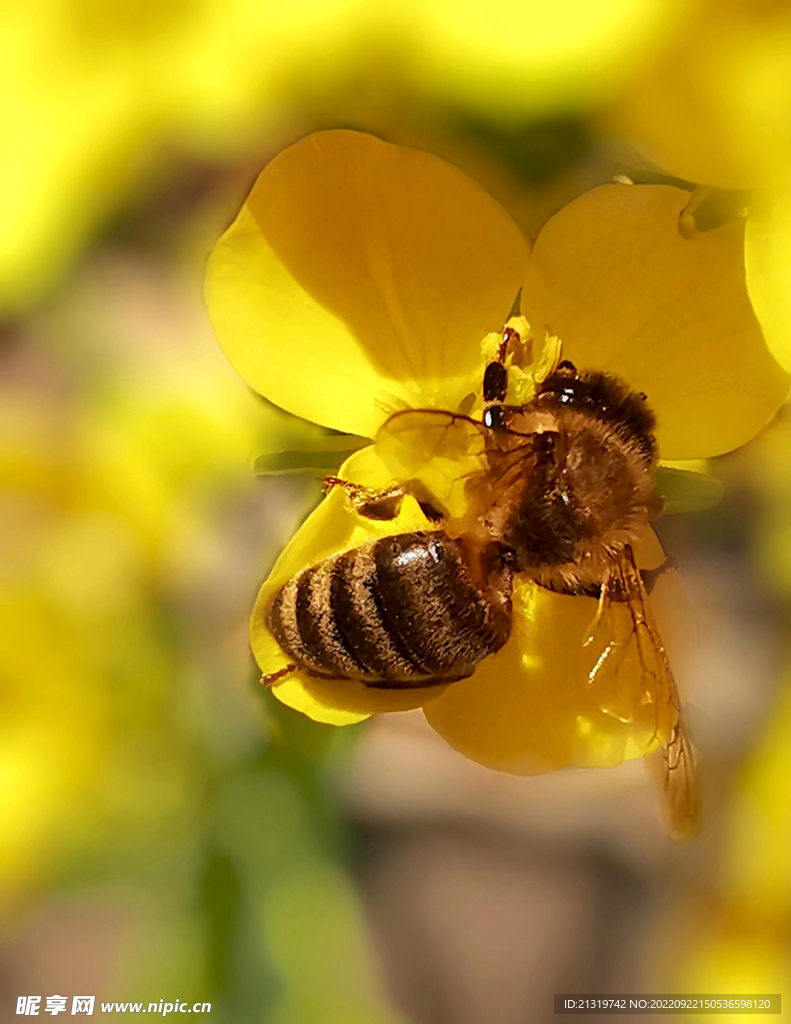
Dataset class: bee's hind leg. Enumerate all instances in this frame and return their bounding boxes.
[261,664,298,687]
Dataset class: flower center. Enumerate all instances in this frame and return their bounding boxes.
[478,315,562,411]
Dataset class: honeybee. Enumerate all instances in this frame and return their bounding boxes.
[262,324,697,837]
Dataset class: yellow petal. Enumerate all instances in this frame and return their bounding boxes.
[205,130,528,437]
[251,447,450,724]
[745,185,791,375]
[521,184,789,459]
[424,530,691,775]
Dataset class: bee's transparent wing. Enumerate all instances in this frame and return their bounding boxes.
[586,548,698,839]
[643,714,698,840]
[375,409,489,520]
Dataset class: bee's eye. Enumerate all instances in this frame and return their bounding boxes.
[483,406,507,430]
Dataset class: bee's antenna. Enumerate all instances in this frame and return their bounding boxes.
[498,325,519,363]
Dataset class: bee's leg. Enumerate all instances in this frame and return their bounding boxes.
[323,476,406,520]
[640,553,680,594]
[583,568,614,648]
[324,476,448,523]
[261,664,297,687]
[413,497,445,523]
[556,359,577,375]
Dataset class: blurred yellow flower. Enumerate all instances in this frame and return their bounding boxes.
[0,262,279,900]
[597,2,791,379]
[402,0,685,120]
[607,0,791,190]
[4,0,694,315]
[205,130,787,776]
[0,0,365,313]
[668,671,791,1016]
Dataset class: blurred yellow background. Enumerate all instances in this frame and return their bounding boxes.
[2,2,791,1021]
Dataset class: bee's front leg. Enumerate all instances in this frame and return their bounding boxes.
[322,476,405,519]
[323,476,445,523]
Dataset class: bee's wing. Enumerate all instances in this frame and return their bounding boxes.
[587,547,698,839]
[375,409,489,520]
[643,715,698,841]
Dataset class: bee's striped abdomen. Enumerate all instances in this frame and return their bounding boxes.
[266,531,511,688]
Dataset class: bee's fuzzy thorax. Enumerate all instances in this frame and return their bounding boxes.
[486,370,659,593]
[535,368,657,464]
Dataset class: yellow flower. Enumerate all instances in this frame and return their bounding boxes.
[592,2,791,376]
[598,0,791,380]
[744,184,791,375]
[205,130,788,776]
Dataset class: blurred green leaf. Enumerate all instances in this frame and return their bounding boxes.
[655,465,724,514]
[262,860,410,1024]
[254,435,370,477]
